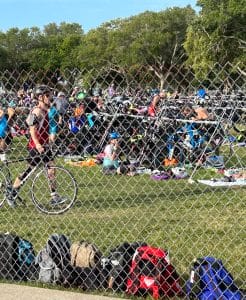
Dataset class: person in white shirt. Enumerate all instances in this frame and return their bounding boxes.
[103,132,120,171]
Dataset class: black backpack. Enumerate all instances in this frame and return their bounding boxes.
[62,264,103,290]
[101,241,147,292]
[62,240,103,290]
[0,233,36,281]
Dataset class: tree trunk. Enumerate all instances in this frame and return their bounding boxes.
[160,75,165,90]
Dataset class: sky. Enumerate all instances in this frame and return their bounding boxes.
[0,0,198,33]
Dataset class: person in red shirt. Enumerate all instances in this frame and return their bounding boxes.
[148,90,166,117]
[7,86,64,208]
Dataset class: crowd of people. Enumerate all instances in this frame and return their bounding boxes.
[0,83,244,182]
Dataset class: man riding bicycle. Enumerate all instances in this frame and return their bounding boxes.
[7,85,65,208]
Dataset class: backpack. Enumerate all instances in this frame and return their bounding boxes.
[62,264,103,290]
[126,245,183,299]
[0,233,36,281]
[35,233,71,284]
[17,237,36,281]
[151,171,170,181]
[101,241,147,292]
[70,240,102,268]
[186,256,244,299]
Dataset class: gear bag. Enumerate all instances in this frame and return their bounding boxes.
[101,241,147,292]
[35,233,71,284]
[70,240,102,268]
[186,256,244,299]
[126,245,183,299]
[0,233,36,281]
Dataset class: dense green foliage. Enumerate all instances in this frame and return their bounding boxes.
[0,2,245,81]
[0,23,84,71]
[184,0,246,80]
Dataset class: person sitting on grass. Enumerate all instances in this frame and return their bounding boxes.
[102,132,137,176]
[102,132,121,174]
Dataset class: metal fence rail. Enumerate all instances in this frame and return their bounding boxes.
[0,63,245,298]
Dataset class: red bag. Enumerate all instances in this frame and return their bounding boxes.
[126,245,183,299]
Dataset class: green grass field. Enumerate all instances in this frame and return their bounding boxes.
[0,137,245,292]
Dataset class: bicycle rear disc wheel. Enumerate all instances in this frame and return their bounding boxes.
[0,170,7,207]
[31,166,77,214]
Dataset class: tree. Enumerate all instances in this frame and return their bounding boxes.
[76,6,196,89]
[0,27,41,69]
[0,38,9,70]
[28,22,84,71]
[0,23,84,71]
[44,22,83,36]
[184,0,246,80]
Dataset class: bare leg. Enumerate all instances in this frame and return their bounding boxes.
[13,166,33,189]
[13,177,21,189]
[0,139,7,152]
[47,161,56,193]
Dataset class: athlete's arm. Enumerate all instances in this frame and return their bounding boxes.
[26,108,44,153]
[7,107,15,122]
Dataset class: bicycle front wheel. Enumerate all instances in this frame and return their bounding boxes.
[31,166,77,214]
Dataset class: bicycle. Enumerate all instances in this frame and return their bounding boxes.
[0,149,77,215]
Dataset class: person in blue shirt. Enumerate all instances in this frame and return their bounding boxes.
[68,103,86,134]
[0,105,15,152]
[48,101,59,143]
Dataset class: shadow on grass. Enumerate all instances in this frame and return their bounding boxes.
[74,184,216,210]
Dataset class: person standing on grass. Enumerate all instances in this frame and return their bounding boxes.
[7,86,65,208]
[48,98,59,143]
[54,91,69,127]
[0,104,16,152]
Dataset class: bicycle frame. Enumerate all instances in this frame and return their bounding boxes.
[0,151,56,205]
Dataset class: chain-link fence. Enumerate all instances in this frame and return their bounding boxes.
[0,63,245,298]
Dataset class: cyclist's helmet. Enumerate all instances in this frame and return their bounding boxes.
[109,132,120,140]
[34,85,50,96]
